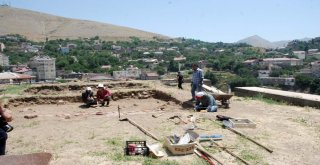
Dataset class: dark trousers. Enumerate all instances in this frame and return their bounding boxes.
[86,98,97,107]
[178,82,183,89]
[100,96,111,106]
[0,129,7,155]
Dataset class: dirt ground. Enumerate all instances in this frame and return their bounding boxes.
[5,81,320,165]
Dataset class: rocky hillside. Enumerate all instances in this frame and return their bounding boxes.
[0,6,168,41]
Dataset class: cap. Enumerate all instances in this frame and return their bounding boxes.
[195,92,204,99]
[86,87,92,91]
[98,83,104,88]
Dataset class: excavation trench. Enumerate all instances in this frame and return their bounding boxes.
[8,90,181,108]
[24,82,148,95]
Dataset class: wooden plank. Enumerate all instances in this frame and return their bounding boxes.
[126,117,160,141]
[211,140,251,165]
[195,143,225,165]
[227,126,273,153]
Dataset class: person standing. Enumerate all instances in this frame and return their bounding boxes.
[96,84,112,107]
[177,71,184,89]
[0,103,13,155]
[190,63,204,101]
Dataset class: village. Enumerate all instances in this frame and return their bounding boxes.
[0,35,319,164]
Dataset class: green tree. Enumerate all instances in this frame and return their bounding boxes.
[205,71,218,85]
[295,74,314,91]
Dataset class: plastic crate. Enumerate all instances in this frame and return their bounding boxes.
[124,141,149,156]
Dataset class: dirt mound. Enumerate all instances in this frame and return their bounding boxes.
[8,90,180,108]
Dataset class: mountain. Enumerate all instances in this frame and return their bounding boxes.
[237,35,277,48]
[237,35,315,49]
[0,6,168,41]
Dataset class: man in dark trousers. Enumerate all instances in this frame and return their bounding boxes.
[177,71,184,89]
[0,103,13,155]
[96,84,112,107]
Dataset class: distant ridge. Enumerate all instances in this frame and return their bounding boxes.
[237,35,313,49]
[0,6,169,41]
[237,35,277,48]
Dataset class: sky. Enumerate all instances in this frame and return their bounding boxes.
[5,0,320,43]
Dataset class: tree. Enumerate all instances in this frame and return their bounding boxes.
[155,66,165,75]
[205,71,218,85]
[294,74,314,91]
[168,60,179,72]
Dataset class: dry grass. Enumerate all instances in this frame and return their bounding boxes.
[0,7,169,41]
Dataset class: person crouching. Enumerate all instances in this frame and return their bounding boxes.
[194,92,218,112]
[81,87,97,108]
[96,83,112,107]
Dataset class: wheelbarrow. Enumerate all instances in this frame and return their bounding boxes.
[202,84,233,108]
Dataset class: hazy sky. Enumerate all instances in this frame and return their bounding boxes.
[6,0,320,43]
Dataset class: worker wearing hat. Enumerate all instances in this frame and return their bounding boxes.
[81,86,97,107]
[194,92,218,112]
[96,83,112,107]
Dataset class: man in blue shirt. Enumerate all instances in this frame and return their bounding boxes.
[194,92,218,112]
[191,64,204,101]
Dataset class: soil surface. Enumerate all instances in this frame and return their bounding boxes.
[5,81,320,165]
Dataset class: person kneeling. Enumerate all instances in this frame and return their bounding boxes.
[82,87,97,108]
[96,84,112,107]
[194,92,218,112]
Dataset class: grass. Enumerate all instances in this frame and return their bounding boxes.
[104,137,123,147]
[240,149,265,164]
[88,131,96,139]
[253,132,271,140]
[203,145,220,154]
[245,94,286,105]
[21,120,40,128]
[190,157,209,165]
[316,125,320,138]
[236,136,249,148]
[288,117,309,126]
[1,84,30,95]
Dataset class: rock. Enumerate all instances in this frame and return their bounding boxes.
[24,114,38,119]
[57,100,66,105]
[96,112,103,115]
[133,104,138,106]
[74,113,81,116]
[142,91,148,95]
[157,101,160,103]
[64,115,71,119]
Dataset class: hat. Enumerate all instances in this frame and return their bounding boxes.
[86,87,92,91]
[195,92,204,99]
[97,83,104,88]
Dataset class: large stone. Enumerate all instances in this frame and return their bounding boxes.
[24,114,38,119]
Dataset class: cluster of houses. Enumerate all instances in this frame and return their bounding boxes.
[243,48,320,87]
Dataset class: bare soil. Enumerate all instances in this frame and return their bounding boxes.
[5,81,320,165]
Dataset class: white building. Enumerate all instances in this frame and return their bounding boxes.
[260,58,303,66]
[113,67,141,79]
[28,56,56,81]
[0,43,5,52]
[311,61,320,77]
[293,51,306,59]
[0,52,9,66]
[259,77,295,86]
